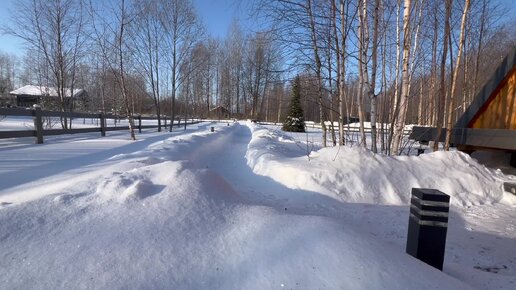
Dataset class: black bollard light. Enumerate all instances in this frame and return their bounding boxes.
[406,188,450,271]
[211,127,214,132]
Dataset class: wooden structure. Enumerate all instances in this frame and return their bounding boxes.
[208,106,230,120]
[456,47,515,133]
[0,107,201,144]
[9,85,86,109]
[410,47,516,156]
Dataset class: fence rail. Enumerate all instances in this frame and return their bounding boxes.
[304,122,413,135]
[0,107,200,144]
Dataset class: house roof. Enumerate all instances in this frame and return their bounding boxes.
[209,106,228,112]
[454,46,516,129]
[10,85,85,98]
[410,47,516,151]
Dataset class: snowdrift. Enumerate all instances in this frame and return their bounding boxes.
[1,122,512,289]
[246,122,513,207]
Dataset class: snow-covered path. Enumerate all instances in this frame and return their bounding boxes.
[0,122,514,289]
[193,125,411,246]
[192,123,516,289]
[193,124,341,209]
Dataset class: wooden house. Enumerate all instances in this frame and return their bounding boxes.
[208,106,230,120]
[9,85,86,109]
[410,47,516,164]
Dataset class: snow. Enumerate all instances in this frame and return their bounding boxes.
[9,85,84,98]
[0,121,515,289]
[0,115,165,131]
[247,123,513,206]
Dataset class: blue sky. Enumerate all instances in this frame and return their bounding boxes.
[0,0,515,57]
[0,0,251,56]
[194,0,252,38]
[0,0,25,56]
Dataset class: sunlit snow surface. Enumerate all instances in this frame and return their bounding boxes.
[0,121,514,289]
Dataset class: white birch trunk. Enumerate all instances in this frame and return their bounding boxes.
[391,0,411,155]
[445,0,470,150]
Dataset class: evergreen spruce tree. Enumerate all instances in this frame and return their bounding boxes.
[282,75,305,132]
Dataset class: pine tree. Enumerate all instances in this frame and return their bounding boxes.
[282,75,305,132]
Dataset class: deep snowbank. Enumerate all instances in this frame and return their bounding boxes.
[0,123,475,289]
[246,122,514,206]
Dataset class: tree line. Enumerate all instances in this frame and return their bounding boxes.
[257,0,515,154]
[1,0,285,139]
[0,0,514,153]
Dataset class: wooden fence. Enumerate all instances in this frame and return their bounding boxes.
[0,107,200,144]
[299,122,413,135]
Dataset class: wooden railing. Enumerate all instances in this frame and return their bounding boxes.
[0,107,200,144]
[300,122,413,135]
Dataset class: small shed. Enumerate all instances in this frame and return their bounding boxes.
[9,85,86,109]
[410,47,516,162]
[209,106,230,120]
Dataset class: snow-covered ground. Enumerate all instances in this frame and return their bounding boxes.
[0,115,185,131]
[0,121,514,289]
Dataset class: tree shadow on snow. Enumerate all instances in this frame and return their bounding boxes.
[0,129,198,193]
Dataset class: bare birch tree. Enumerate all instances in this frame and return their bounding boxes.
[159,0,201,132]
[307,0,327,147]
[368,0,381,153]
[391,0,412,154]
[433,0,452,151]
[89,0,136,140]
[357,0,368,148]
[131,0,165,131]
[6,0,86,129]
[445,0,471,150]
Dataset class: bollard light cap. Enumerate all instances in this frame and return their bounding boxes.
[411,188,450,203]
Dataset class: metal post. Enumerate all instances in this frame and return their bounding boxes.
[406,188,450,270]
[211,127,214,132]
[138,115,142,133]
[33,106,44,144]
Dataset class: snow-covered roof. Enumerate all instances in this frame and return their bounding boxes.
[10,85,85,98]
[209,105,228,111]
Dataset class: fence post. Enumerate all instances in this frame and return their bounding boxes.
[164,117,167,130]
[100,113,106,137]
[138,115,142,133]
[33,106,44,144]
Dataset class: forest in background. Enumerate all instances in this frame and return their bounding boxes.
[0,0,514,154]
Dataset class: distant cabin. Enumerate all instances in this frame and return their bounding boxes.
[9,85,86,109]
[209,106,230,120]
[410,47,515,160]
